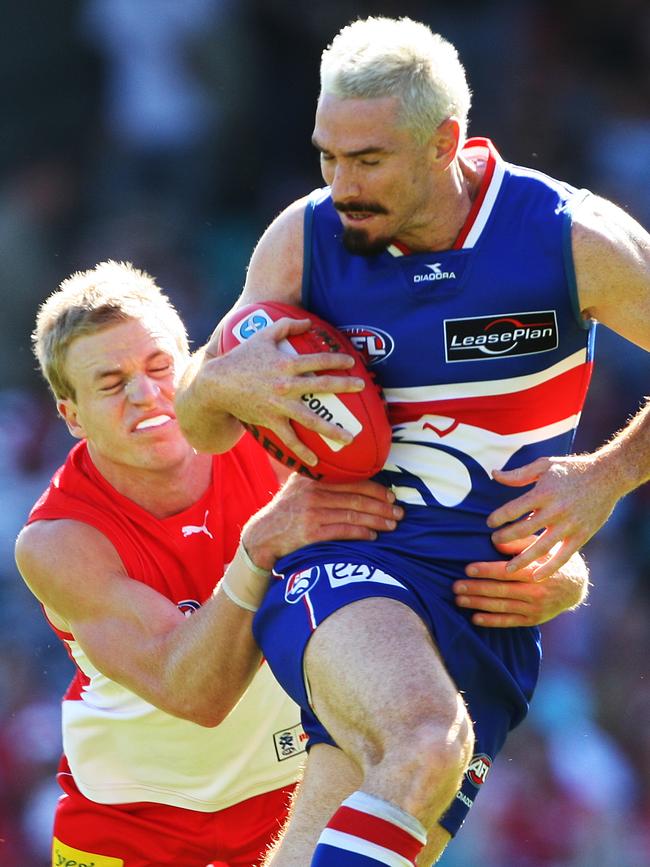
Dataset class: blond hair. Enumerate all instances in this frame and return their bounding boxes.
[320,16,472,144]
[33,260,189,400]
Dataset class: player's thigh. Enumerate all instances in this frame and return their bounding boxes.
[264,744,361,866]
[304,596,468,763]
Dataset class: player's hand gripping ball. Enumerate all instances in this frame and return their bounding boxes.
[218,302,392,481]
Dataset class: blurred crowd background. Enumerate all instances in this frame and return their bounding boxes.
[0,1,648,864]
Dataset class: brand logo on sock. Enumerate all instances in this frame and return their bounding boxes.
[466,753,492,787]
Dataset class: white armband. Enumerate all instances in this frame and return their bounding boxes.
[219,541,271,612]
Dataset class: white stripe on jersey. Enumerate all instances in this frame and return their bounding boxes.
[386,412,581,507]
[384,348,587,404]
[461,156,506,249]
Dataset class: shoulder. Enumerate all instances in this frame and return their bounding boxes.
[242,195,313,305]
[16,519,125,632]
[16,519,123,592]
[570,194,650,347]
[571,193,648,252]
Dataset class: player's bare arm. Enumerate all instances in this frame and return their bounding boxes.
[488,195,650,579]
[15,475,402,726]
[176,200,365,461]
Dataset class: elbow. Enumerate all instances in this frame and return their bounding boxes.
[188,710,230,728]
[190,695,237,727]
[169,694,239,728]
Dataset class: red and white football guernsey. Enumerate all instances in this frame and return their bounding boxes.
[27,435,306,812]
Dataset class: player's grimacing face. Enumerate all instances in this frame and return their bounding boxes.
[313,93,436,254]
[58,317,191,471]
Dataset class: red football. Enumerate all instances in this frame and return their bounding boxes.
[218,301,392,481]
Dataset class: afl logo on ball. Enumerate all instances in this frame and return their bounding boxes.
[285,566,320,603]
[466,753,492,787]
[340,325,394,366]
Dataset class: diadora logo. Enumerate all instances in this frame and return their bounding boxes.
[284,566,320,603]
[181,509,213,539]
[444,310,558,361]
[340,325,395,366]
[414,262,457,283]
[232,309,274,343]
[273,724,308,761]
[324,562,405,589]
[177,599,201,617]
[466,753,492,788]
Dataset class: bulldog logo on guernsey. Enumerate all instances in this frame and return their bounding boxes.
[340,325,395,366]
[177,599,201,617]
[444,310,558,361]
[284,566,320,603]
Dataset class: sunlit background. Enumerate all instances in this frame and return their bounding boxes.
[1,2,649,864]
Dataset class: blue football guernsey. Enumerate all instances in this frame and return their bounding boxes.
[303,137,595,564]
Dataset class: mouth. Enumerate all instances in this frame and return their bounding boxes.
[344,211,375,221]
[334,203,387,225]
[134,414,173,432]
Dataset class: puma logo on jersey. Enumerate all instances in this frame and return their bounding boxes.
[414,262,456,282]
[181,510,213,539]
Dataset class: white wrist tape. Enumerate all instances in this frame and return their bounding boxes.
[219,543,271,612]
[239,539,271,578]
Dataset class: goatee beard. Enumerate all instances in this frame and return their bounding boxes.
[341,226,391,256]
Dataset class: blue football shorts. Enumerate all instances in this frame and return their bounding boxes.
[253,539,541,836]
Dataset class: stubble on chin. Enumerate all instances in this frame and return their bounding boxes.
[341,226,391,256]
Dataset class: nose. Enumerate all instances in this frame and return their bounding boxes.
[125,374,160,405]
[329,163,361,202]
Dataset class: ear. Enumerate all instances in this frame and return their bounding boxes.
[430,117,461,169]
[57,398,86,440]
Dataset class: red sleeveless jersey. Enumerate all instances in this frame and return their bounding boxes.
[26,435,306,811]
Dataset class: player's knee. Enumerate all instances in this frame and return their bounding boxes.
[397,701,474,812]
[419,713,473,785]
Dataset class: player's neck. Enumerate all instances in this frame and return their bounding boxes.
[396,155,483,253]
[88,446,213,518]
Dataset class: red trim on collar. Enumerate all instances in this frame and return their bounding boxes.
[452,137,498,249]
[387,137,500,255]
